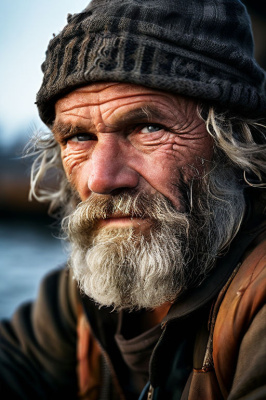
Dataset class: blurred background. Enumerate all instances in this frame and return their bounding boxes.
[0,0,265,319]
[0,0,90,319]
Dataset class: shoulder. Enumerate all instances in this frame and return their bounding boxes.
[0,265,82,397]
[215,237,265,337]
[213,237,266,397]
[33,264,81,328]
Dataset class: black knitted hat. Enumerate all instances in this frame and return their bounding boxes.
[36,0,266,126]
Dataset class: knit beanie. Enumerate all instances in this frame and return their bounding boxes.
[36,0,266,127]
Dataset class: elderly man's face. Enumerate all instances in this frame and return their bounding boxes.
[53,83,245,310]
[54,82,213,225]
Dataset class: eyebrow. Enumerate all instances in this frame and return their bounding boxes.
[52,122,84,142]
[118,105,169,126]
[52,105,171,141]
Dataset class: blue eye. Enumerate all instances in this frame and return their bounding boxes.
[140,125,162,134]
[70,134,92,142]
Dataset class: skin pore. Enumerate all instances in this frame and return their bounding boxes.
[54,82,214,329]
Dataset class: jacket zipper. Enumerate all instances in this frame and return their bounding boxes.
[147,384,154,400]
[145,322,168,400]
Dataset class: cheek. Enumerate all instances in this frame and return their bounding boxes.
[133,153,183,208]
[152,134,213,175]
[136,136,213,208]
[172,134,213,178]
[61,148,89,180]
[173,131,213,157]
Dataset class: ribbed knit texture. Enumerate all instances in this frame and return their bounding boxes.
[36,0,266,126]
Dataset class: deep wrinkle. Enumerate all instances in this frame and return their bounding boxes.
[54,83,213,209]
[53,108,208,157]
[52,103,203,143]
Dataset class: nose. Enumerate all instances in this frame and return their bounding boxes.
[87,137,139,194]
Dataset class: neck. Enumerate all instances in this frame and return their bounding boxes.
[139,302,172,332]
[120,302,172,339]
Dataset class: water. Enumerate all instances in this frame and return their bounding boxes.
[0,215,68,319]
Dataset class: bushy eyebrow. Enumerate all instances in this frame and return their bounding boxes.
[52,122,84,142]
[118,106,168,126]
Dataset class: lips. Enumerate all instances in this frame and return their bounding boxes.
[96,213,151,229]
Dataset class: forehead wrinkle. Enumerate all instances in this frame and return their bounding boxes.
[58,91,163,111]
[54,97,199,137]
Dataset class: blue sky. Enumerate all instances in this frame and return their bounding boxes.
[0,0,90,146]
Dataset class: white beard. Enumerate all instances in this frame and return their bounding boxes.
[64,170,245,311]
[70,218,189,310]
[65,191,210,310]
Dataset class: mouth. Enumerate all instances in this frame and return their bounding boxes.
[96,214,151,229]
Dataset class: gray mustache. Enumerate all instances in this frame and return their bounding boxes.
[71,191,184,223]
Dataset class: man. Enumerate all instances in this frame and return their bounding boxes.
[0,0,265,399]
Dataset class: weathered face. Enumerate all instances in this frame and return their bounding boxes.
[54,82,213,224]
[53,83,246,310]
